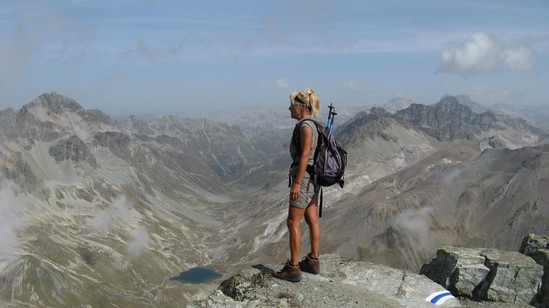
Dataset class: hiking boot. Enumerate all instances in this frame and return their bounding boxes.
[274,260,301,282]
[299,254,320,274]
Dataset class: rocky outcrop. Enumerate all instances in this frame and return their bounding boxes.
[76,109,114,126]
[520,234,549,306]
[521,234,549,255]
[420,246,544,306]
[190,254,461,308]
[0,107,17,141]
[92,131,131,158]
[0,151,42,191]
[15,105,62,142]
[193,236,549,308]
[337,108,399,145]
[49,135,98,167]
[395,97,479,141]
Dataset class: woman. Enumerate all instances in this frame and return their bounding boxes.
[275,88,321,282]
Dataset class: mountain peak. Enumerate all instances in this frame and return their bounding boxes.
[30,92,84,115]
[435,95,463,107]
[12,93,114,142]
[437,94,460,104]
[381,97,415,113]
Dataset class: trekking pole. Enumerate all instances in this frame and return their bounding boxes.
[327,103,334,126]
[327,103,337,134]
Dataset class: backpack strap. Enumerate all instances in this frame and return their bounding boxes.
[300,118,324,218]
[318,188,323,218]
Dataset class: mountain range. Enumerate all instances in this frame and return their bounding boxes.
[0,92,547,306]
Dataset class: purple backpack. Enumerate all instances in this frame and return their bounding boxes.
[292,118,347,216]
[305,119,347,188]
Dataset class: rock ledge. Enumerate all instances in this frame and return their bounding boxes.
[189,254,461,307]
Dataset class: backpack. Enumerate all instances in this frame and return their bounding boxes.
[291,117,347,216]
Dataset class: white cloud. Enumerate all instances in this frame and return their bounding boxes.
[392,207,433,251]
[127,228,150,259]
[0,181,27,260]
[88,196,133,232]
[259,78,290,89]
[502,46,535,70]
[443,168,461,185]
[275,78,290,88]
[439,32,537,76]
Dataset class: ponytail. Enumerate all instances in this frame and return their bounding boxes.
[290,88,321,118]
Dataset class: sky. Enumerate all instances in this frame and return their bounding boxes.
[1,0,548,116]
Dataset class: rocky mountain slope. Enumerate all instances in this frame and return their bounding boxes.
[0,92,548,306]
[452,94,549,130]
[0,93,272,306]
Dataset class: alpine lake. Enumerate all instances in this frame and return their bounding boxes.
[170,267,223,284]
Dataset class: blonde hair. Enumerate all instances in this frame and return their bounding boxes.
[289,88,321,118]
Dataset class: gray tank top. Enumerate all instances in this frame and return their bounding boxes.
[290,117,318,175]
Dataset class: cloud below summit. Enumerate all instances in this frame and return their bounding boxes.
[0,181,27,260]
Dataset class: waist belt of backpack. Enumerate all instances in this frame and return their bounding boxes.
[288,163,314,186]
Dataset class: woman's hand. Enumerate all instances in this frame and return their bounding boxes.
[290,182,300,200]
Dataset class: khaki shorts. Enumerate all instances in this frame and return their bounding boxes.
[289,173,319,208]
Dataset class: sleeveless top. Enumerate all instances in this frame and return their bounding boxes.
[289,117,318,176]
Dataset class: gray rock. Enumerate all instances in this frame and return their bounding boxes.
[520,234,549,257]
[481,248,542,304]
[421,246,543,306]
[49,135,98,167]
[420,246,489,299]
[520,234,549,306]
[532,249,549,307]
[15,105,62,142]
[92,131,131,158]
[190,254,461,307]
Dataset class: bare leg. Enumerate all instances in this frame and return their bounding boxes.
[304,198,320,258]
[287,205,306,265]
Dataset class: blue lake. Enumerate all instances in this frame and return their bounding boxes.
[170,267,223,284]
